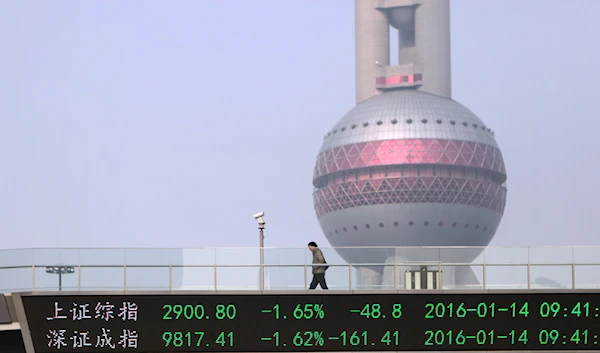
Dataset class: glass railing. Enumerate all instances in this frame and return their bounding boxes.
[2,246,600,292]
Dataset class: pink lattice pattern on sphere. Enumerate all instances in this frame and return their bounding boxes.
[314,139,506,180]
[313,176,507,217]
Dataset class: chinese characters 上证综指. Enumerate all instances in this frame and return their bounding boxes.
[46,301,138,322]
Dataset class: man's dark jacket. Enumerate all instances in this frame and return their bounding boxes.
[311,248,327,275]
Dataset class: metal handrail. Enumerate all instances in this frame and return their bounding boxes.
[3,245,600,250]
[0,262,589,269]
[2,262,600,293]
[2,246,600,292]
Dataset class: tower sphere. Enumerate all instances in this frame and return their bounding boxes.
[312,90,507,264]
[313,0,509,285]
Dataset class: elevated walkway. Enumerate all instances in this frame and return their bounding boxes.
[1,246,599,293]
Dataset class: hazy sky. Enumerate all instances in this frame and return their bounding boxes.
[1,0,599,251]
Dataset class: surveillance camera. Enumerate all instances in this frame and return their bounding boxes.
[252,211,264,219]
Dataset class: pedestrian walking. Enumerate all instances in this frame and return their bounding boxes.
[307,241,328,290]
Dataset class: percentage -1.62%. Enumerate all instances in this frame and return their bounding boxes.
[261,303,325,320]
[262,331,326,347]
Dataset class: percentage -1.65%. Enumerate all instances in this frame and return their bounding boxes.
[262,304,325,320]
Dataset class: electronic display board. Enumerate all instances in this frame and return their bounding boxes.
[0,330,27,353]
[0,294,12,324]
[19,292,600,352]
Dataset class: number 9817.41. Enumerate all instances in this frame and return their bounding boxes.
[162,331,234,348]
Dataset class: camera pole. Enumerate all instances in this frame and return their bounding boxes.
[259,221,265,291]
[253,212,266,291]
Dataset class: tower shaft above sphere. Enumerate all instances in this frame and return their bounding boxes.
[355,0,452,104]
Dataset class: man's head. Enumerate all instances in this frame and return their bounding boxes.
[308,241,318,252]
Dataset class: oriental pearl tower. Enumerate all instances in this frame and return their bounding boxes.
[312,0,507,288]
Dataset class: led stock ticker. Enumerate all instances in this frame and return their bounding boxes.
[19,292,600,352]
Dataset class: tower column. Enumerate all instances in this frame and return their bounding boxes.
[355,0,389,104]
[414,0,452,98]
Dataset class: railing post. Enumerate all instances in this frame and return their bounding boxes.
[482,249,487,290]
[32,265,35,292]
[348,264,353,290]
[32,250,36,292]
[303,264,307,290]
[527,247,531,289]
[482,264,487,289]
[169,265,172,292]
[124,265,127,292]
[78,265,81,292]
[213,265,218,291]
[572,247,576,289]
[393,263,397,290]
[213,248,217,291]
